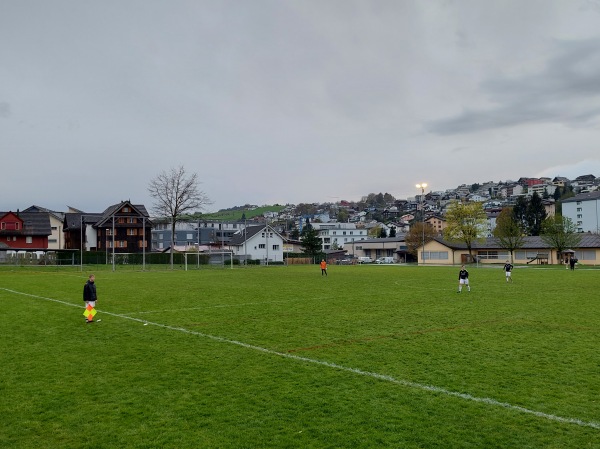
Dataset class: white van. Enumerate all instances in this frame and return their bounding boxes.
[357,256,373,264]
[375,257,394,264]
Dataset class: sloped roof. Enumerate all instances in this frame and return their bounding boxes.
[0,211,51,236]
[63,213,102,231]
[562,191,600,203]
[96,201,150,227]
[433,234,600,250]
[229,225,282,245]
[351,235,406,244]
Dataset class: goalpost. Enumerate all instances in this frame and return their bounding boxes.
[184,251,234,270]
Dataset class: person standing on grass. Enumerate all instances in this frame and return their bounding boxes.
[569,257,577,270]
[320,259,328,276]
[503,260,514,283]
[458,265,470,293]
[83,274,97,323]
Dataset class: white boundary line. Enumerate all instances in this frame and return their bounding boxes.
[2,287,599,431]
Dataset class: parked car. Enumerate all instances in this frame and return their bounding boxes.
[357,256,373,264]
[375,257,395,264]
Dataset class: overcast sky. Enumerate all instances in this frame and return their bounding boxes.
[2,0,600,214]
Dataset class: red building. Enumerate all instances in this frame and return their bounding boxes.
[0,211,51,249]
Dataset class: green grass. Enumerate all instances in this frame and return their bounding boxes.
[198,205,285,221]
[1,264,599,448]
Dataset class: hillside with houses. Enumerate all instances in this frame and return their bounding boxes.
[1,174,599,266]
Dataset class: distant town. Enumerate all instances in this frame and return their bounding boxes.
[1,174,599,266]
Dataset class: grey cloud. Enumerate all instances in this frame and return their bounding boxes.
[427,38,600,135]
[0,102,9,118]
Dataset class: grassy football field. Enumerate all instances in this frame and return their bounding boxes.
[1,263,599,448]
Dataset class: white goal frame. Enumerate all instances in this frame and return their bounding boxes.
[184,251,234,270]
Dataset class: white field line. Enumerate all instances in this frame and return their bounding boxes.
[2,287,599,431]
[125,298,314,315]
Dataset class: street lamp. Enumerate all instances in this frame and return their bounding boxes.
[416,183,428,264]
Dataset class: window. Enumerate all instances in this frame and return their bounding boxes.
[186,233,193,239]
[119,241,127,248]
[577,214,582,219]
[259,244,266,249]
[422,251,449,260]
[128,217,136,224]
[477,250,509,260]
[515,251,539,260]
[26,236,33,244]
[122,206,130,212]
[272,244,279,250]
[575,250,596,260]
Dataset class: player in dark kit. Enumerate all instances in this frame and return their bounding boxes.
[503,260,514,283]
[457,265,470,293]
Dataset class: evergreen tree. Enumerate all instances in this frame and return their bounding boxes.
[553,186,562,201]
[512,196,528,233]
[389,226,397,238]
[525,192,547,236]
[300,220,322,256]
[379,227,388,238]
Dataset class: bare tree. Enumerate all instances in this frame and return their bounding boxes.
[148,166,212,267]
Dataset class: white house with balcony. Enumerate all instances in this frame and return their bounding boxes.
[311,222,368,250]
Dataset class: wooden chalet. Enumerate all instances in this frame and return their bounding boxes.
[63,201,152,253]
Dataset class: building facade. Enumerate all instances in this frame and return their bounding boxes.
[562,191,600,234]
[229,225,284,263]
[311,222,368,250]
[0,211,51,250]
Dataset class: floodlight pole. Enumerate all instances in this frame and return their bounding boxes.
[142,217,146,271]
[112,215,115,272]
[416,183,428,265]
[80,214,84,272]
